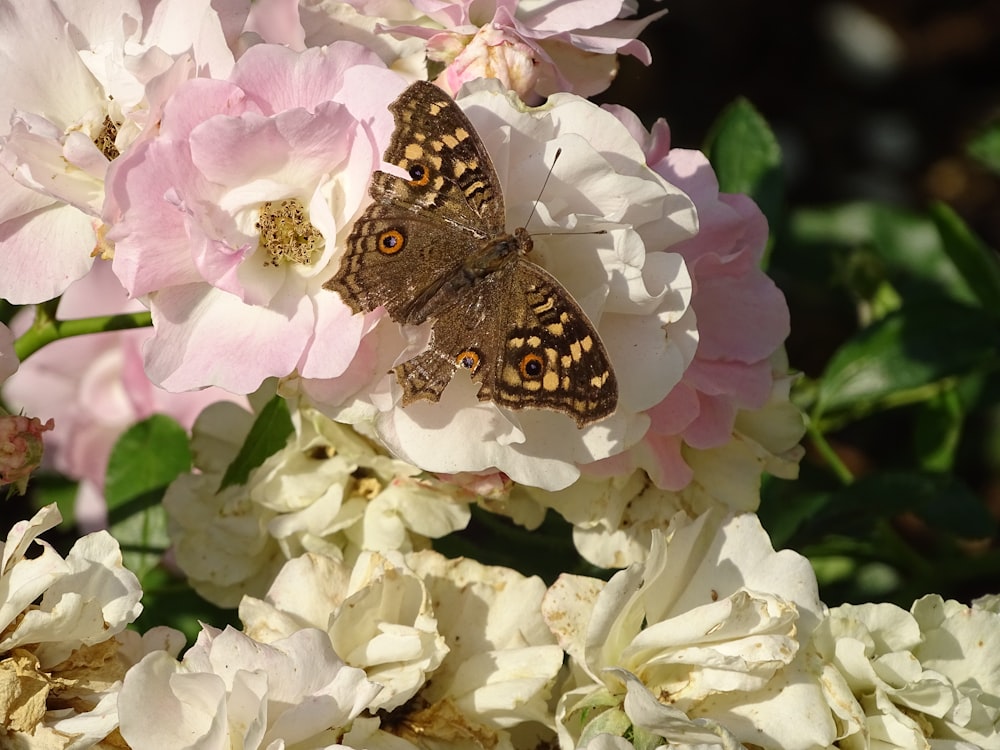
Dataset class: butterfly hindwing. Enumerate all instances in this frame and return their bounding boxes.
[394,263,617,426]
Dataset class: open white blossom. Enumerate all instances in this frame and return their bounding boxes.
[308,80,697,492]
[242,548,563,750]
[399,549,563,749]
[118,625,382,750]
[499,356,806,569]
[812,595,1000,748]
[242,551,448,712]
[543,510,835,750]
[573,670,746,750]
[0,503,144,748]
[166,401,473,606]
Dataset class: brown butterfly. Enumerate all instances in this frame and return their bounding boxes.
[326,82,617,426]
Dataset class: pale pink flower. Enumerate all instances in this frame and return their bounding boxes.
[248,0,430,80]
[304,82,697,491]
[360,0,665,103]
[2,261,245,528]
[511,109,802,565]
[104,43,407,393]
[593,107,801,491]
[0,0,244,304]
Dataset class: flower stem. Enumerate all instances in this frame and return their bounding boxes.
[13,302,152,362]
[805,415,855,486]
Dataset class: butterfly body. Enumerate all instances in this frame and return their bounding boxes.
[327,81,617,426]
[401,226,531,326]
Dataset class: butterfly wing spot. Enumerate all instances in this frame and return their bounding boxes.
[519,352,544,380]
[378,229,406,255]
[591,372,611,388]
[456,348,482,373]
[563,335,593,367]
[463,180,489,202]
[408,164,429,186]
[436,130,466,150]
[533,296,556,315]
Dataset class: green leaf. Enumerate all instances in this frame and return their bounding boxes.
[967,121,1000,175]
[930,202,1000,317]
[913,387,964,472]
[814,300,999,421]
[833,472,995,539]
[218,395,293,491]
[704,98,783,199]
[105,415,192,578]
[704,97,784,259]
[758,485,835,549]
[788,203,978,307]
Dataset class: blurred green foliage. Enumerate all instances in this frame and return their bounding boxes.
[738,105,1000,607]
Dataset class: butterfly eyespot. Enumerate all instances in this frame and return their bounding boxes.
[519,352,545,380]
[377,229,405,255]
[408,163,430,186]
[456,349,482,373]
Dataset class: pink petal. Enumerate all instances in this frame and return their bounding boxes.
[144,284,315,393]
[0,201,96,303]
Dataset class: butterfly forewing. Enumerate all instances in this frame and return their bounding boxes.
[383,81,506,232]
[335,177,484,322]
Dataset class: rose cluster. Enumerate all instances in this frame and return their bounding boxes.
[3,0,993,748]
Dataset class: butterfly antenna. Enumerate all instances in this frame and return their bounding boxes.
[522,148,562,229]
[523,148,608,239]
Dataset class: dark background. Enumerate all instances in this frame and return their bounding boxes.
[598,0,1000,602]
[600,0,1000,250]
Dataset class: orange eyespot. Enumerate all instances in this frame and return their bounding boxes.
[377,229,405,255]
[456,349,481,373]
[408,163,430,186]
[519,352,544,380]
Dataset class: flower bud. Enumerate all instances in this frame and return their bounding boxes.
[0,413,54,493]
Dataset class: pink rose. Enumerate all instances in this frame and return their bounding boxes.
[104,43,407,393]
[360,0,664,103]
[594,106,799,491]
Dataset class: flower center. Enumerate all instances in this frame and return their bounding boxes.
[256,199,323,267]
[93,116,120,160]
